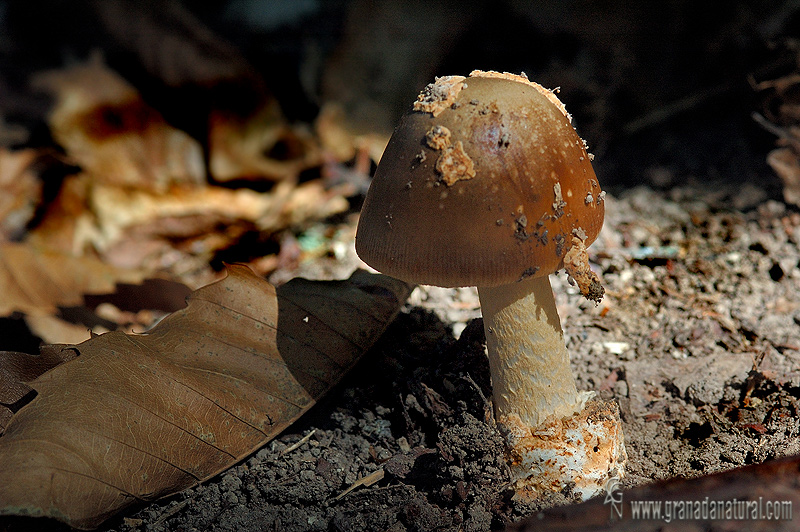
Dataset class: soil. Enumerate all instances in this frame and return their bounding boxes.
[74,181,800,532]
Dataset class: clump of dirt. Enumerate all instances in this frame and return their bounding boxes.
[91,182,800,531]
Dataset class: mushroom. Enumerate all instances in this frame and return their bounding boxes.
[355,70,626,499]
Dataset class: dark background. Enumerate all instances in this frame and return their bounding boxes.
[1,0,797,192]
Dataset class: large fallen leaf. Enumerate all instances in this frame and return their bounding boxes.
[0,265,411,529]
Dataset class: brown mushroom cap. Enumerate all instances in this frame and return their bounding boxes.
[356,71,605,288]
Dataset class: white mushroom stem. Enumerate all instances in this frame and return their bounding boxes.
[478,275,627,500]
[478,275,582,427]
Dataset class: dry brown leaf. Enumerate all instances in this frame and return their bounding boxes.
[25,174,95,256]
[91,1,313,183]
[23,314,94,345]
[316,103,389,166]
[0,345,79,433]
[28,174,348,278]
[0,148,43,240]
[0,242,146,317]
[0,265,412,529]
[209,105,320,182]
[87,180,347,276]
[26,278,193,345]
[31,54,205,190]
[89,180,347,239]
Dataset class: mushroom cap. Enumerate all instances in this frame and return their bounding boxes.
[356,71,605,288]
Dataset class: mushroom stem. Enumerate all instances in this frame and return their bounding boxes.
[478,275,581,427]
[478,275,627,501]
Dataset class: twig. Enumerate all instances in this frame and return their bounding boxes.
[151,499,189,527]
[279,429,316,457]
[752,112,800,155]
[752,112,793,140]
[750,72,800,93]
[623,55,795,135]
[623,82,732,134]
[332,469,385,501]
[462,373,494,424]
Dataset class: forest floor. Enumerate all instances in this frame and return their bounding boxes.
[96,180,800,532]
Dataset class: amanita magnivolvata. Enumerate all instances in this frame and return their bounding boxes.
[355,70,626,499]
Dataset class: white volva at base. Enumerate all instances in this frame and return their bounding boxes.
[499,393,627,500]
